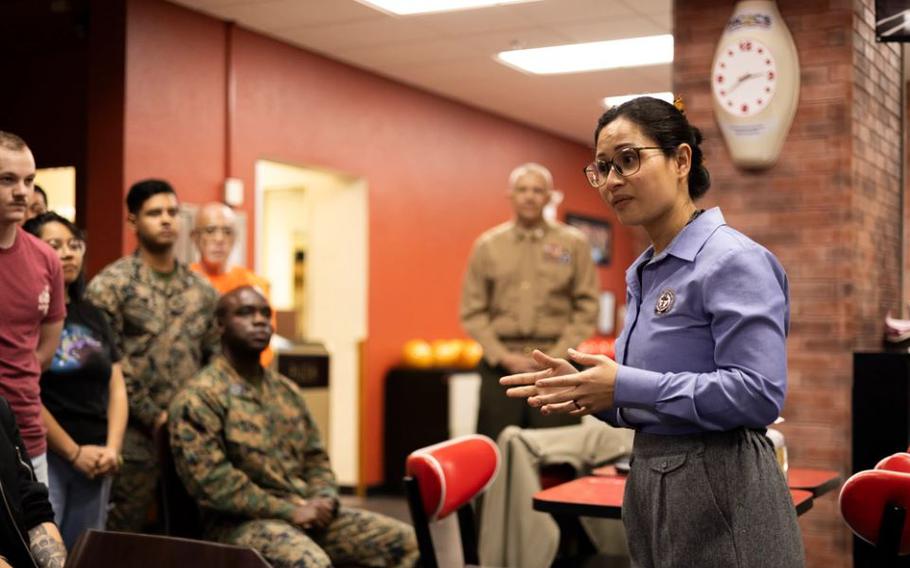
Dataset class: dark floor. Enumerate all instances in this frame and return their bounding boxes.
[338,494,630,568]
[338,494,412,524]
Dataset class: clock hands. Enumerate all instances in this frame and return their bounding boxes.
[726,72,764,94]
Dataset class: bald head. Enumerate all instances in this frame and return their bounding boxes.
[193,202,237,271]
[508,162,553,191]
[508,162,552,227]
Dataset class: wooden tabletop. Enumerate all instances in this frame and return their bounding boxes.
[533,476,816,518]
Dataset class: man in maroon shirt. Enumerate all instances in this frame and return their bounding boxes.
[0,131,66,486]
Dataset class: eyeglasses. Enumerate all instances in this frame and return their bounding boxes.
[583,146,664,188]
[199,226,235,238]
[45,238,85,253]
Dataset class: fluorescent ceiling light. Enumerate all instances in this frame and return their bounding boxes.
[603,91,674,108]
[496,34,673,75]
[355,0,540,15]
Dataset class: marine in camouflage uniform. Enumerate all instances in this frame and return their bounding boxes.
[169,287,418,568]
[86,252,219,531]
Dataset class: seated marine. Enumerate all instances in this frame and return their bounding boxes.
[169,286,418,568]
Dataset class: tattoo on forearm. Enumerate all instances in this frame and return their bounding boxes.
[28,524,66,568]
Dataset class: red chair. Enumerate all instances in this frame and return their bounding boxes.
[404,435,500,568]
[840,452,910,562]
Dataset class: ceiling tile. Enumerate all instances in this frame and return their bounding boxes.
[625,0,672,16]
[445,26,573,55]
[642,9,672,30]
[557,16,668,43]
[191,0,383,31]
[275,16,440,51]
[331,38,475,67]
[165,0,673,142]
[514,0,637,25]
[419,5,537,36]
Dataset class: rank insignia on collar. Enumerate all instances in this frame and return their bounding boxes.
[655,289,675,315]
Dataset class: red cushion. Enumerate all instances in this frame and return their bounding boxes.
[878,453,910,474]
[406,435,499,521]
[840,469,910,555]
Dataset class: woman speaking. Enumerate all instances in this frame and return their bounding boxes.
[501,97,803,567]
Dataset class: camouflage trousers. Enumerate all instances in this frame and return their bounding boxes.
[106,426,159,532]
[214,507,419,568]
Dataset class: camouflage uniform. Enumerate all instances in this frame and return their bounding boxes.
[85,253,219,531]
[169,357,418,568]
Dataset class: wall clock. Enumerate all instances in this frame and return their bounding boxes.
[711,1,799,169]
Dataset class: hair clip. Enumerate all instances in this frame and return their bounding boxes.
[673,95,686,115]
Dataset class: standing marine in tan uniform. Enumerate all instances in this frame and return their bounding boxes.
[86,179,219,532]
[460,163,599,441]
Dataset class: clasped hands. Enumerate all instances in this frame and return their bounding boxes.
[72,445,121,479]
[291,496,337,530]
[500,348,618,415]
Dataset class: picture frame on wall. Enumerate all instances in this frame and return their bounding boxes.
[566,213,612,266]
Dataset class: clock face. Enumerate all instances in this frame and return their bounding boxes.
[712,39,777,117]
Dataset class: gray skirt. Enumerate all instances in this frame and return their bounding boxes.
[622,428,805,568]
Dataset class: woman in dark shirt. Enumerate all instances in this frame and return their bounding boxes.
[24,213,128,549]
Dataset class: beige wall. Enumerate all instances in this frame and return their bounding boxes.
[257,160,367,485]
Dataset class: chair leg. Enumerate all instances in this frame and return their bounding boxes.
[404,477,438,568]
[457,504,479,565]
[876,502,905,566]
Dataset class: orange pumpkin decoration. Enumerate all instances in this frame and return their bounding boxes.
[432,339,462,368]
[402,339,434,368]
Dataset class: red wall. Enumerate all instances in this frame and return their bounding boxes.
[118,0,635,484]
[123,0,227,250]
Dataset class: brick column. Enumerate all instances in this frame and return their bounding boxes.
[905,76,910,312]
[675,1,902,566]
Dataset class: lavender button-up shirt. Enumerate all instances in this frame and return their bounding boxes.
[597,207,789,434]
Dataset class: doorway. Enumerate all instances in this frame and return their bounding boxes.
[255,160,368,486]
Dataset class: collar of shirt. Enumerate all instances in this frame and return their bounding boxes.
[212,355,270,397]
[625,207,726,293]
[129,251,194,293]
[512,221,549,241]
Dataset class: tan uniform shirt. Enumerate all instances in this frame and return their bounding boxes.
[460,220,599,365]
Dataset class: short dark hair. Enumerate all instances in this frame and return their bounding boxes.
[23,212,86,301]
[215,285,268,324]
[126,179,177,214]
[594,97,711,199]
[33,185,48,206]
[0,131,28,152]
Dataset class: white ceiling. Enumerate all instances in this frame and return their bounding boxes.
[168,0,673,144]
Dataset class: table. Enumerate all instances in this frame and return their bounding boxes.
[786,467,841,497]
[592,465,841,497]
[534,476,820,519]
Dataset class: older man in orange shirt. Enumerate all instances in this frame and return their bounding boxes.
[190,202,276,366]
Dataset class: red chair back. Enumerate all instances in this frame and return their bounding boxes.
[840,454,910,557]
[878,453,910,474]
[404,434,500,568]
[406,434,499,521]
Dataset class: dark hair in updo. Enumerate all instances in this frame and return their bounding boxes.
[594,96,711,199]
